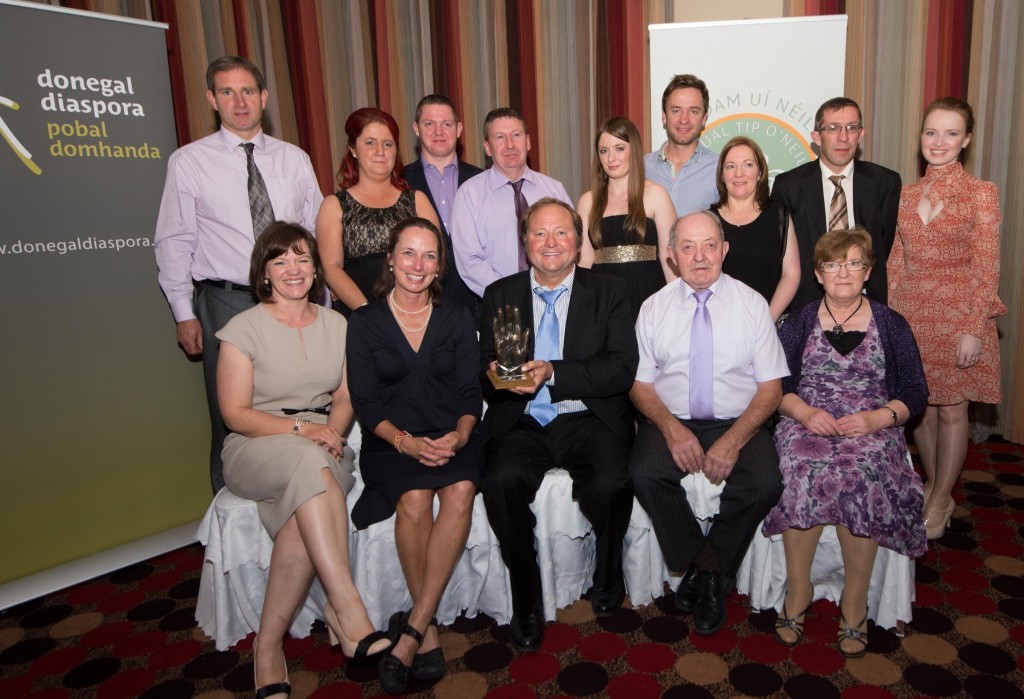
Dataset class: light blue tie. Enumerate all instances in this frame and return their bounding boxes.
[531,286,567,426]
[688,289,714,420]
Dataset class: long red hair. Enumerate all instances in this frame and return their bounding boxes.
[335,107,409,191]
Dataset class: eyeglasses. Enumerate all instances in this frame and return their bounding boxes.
[820,259,866,273]
[818,124,863,135]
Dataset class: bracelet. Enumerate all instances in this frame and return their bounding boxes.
[292,417,312,435]
[883,407,898,425]
[393,430,410,452]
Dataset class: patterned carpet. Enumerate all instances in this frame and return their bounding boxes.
[1,437,1023,698]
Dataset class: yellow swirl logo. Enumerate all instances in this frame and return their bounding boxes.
[0,96,42,175]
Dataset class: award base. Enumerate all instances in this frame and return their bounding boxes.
[487,368,535,390]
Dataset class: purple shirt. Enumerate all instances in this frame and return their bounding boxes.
[421,157,459,233]
[450,164,572,296]
[153,127,323,322]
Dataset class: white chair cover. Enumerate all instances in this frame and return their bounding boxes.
[195,422,912,650]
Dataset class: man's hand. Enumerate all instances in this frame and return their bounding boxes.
[703,437,739,485]
[176,319,202,356]
[509,359,552,395]
[664,420,704,475]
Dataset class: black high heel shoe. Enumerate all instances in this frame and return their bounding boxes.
[774,600,813,648]
[323,602,392,659]
[253,638,291,699]
[379,615,426,695]
[837,600,869,659]
[411,617,445,681]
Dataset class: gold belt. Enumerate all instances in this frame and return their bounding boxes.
[594,245,657,264]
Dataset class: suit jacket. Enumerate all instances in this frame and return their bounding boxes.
[771,158,901,308]
[404,157,484,314]
[479,267,639,446]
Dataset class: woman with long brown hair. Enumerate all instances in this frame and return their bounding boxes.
[577,116,676,316]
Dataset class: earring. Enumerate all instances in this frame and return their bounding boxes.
[264,277,270,285]
[389,265,393,272]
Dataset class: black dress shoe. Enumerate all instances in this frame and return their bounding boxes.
[693,571,727,635]
[591,587,625,617]
[509,610,545,651]
[674,564,701,613]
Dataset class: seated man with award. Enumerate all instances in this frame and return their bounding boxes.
[479,197,639,651]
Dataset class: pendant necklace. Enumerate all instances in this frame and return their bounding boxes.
[388,290,432,333]
[823,295,862,338]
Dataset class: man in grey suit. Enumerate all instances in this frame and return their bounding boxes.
[771,97,901,308]
[403,94,483,315]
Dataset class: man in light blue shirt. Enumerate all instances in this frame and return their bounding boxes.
[644,74,719,218]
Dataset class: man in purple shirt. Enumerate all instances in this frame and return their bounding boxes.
[153,56,323,493]
[403,94,483,315]
[451,108,573,298]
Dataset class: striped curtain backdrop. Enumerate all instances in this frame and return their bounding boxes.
[47,0,1024,442]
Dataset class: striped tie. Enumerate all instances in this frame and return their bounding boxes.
[828,175,848,231]
[242,142,276,237]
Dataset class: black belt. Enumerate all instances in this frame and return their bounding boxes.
[281,407,331,415]
[197,279,252,293]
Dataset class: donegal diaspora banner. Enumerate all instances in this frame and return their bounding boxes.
[649,16,847,186]
[0,1,209,587]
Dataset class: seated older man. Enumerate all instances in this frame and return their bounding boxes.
[630,210,788,635]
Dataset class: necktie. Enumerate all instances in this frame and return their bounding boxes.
[510,179,529,271]
[530,286,567,426]
[828,174,848,231]
[242,142,276,238]
[688,289,714,420]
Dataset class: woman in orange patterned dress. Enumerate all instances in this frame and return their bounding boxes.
[888,97,1006,540]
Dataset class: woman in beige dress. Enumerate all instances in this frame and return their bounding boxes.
[218,223,389,698]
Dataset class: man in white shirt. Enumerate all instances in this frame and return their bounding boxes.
[630,211,788,635]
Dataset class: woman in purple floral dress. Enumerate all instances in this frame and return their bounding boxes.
[762,229,928,657]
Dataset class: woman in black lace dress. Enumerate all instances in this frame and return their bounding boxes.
[316,108,438,316]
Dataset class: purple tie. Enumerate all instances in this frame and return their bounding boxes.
[688,289,714,420]
[510,179,529,271]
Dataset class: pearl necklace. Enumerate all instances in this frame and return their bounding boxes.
[388,290,432,333]
[388,289,430,314]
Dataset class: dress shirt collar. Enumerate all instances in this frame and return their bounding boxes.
[677,272,729,305]
[818,158,854,183]
[421,155,459,175]
[217,125,267,152]
[486,163,536,190]
[655,140,711,165]
[530,265,576,294]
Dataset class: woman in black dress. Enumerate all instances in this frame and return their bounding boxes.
[316,108,438,316]
[346,217,482,694]
[576,116,677,316]
[711,136,800,321]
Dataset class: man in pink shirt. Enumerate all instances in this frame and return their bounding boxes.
[154,56,322,492]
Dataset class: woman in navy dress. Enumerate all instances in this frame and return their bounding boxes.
[346,217,482,694]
